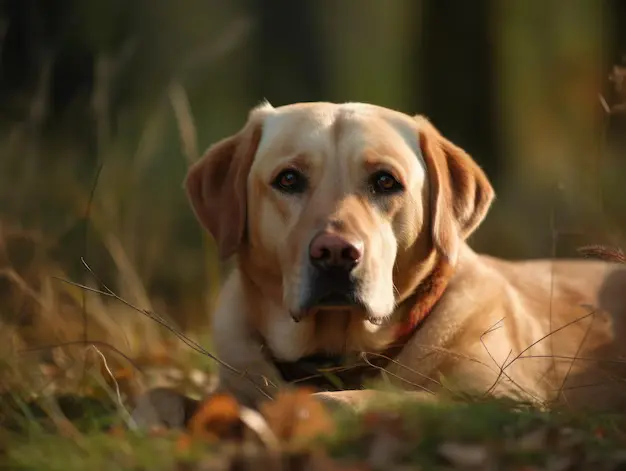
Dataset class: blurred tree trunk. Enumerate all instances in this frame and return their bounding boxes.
[493,0,609,258]
[601,0,626,245]
[312,0,421,112]
[610,0,626,60]
[249,0,325,104]
[420,0,497,180]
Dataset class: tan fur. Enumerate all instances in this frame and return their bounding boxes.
[185,102,626,412]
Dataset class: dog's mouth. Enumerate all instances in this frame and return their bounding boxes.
[291,292,387,325]
[314,291,359,308]
[293,268,390,325]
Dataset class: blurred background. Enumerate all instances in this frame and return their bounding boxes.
[0,1,625,396]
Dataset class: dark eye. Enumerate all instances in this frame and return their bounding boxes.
[370,171,403,195]
[272,169,307,194]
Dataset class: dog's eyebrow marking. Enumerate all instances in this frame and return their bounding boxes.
[362,149,409,184]
[269,153,313,180]
[386,117,427,172]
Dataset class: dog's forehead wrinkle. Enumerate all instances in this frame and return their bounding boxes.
[256,112,337,161]
[255,103,412,172]
[385,116,427,174]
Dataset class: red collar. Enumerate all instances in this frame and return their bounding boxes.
[388,257,455,348]
[270,257,455,390]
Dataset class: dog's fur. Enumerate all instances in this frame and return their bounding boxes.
[184,101,626,413]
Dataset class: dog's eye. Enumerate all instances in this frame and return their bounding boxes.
[272,169,307,194]
[370,171,403,195]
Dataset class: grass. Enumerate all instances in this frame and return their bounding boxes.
[4,391,626,470]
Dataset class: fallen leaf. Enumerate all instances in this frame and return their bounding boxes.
[175,432,193,452]
[187,393,245,443]
[578,245,626,264]
[107,424,126,437]
[594,426,606,439]
[259,387,335,445]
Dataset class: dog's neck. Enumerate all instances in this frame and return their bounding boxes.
[391,255,455,345]
[268,253,456,390]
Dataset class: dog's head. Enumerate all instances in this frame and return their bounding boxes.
[185,102,493,327]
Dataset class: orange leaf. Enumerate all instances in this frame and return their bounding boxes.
[260,387,335,445]
[187,393,244,443]
[107,425,126,438]
[175,432,193,452]
[113,367,134,380]
[594,427,606,439]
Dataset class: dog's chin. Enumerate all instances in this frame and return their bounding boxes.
[290,299,390,326]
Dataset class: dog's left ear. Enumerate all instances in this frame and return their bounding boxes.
[184,105,271,260]
[416,117,495,264]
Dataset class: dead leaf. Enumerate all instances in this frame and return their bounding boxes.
[187,393,245,443]
[107,424,126,437]
[259,387,335,445]
[175,432,193,452]
[361,410,403,432]
[577,245,626,264]
[594,426,606,439]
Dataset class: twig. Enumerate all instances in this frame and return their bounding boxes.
[555,306,597,407]
[53,264,274,401]
[480,320,543,403]
[359,351,439,395]
[89,345,137,429]
[169,82,198,165]
[578,245,626,263]
[484,308,599,397]
[20,340,143,374]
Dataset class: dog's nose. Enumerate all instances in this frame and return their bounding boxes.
[309,232,363,271]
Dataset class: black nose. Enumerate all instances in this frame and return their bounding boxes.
[309,232,363,272]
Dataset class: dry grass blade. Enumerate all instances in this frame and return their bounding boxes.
[20,340,142,374]
[89,345,136,428]
[483,308,600,401]
[169,82,198,165]
[53,260,275,401]
[578,245,626,264]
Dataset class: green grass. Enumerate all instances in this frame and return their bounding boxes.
[3,392,626,471]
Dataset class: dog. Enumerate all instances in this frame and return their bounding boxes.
[135,101,626,427]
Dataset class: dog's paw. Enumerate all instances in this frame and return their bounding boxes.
[311,390,377,414]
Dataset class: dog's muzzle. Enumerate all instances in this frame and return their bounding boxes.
[293,231,366,321]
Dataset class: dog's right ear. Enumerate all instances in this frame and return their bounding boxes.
[184,104,272,260]
[416,117,494,265]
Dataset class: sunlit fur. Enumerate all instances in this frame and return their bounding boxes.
[185,102,626,413]
[241,102,431,359]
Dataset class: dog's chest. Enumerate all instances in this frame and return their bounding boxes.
[262,308,392,360]
[261,311,400,391]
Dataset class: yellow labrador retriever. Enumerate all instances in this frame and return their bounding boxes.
[181,101,626,414]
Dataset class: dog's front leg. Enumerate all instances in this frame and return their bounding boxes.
[210,273,286,409]
[212,346,284,409]
[313,389,440,413]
